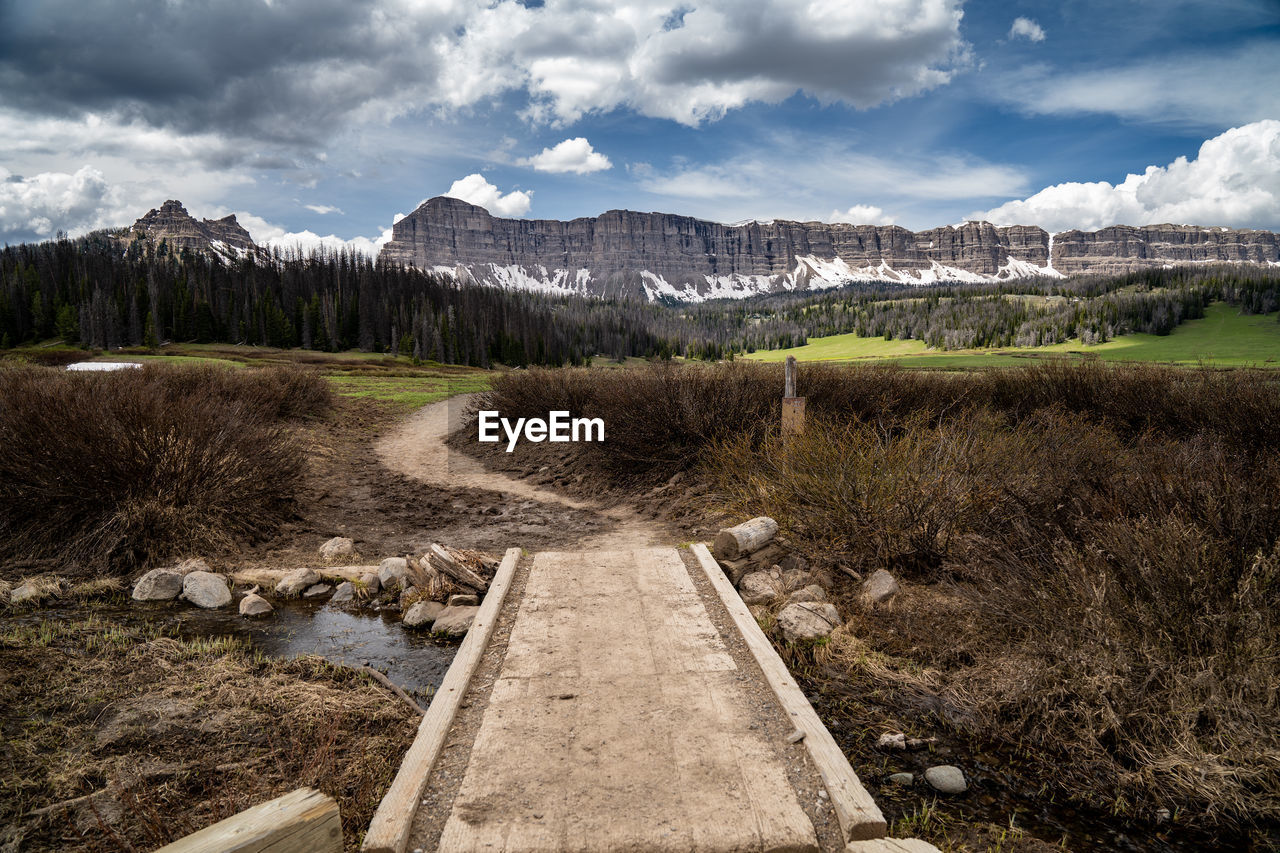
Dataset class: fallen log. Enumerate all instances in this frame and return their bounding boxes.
[713,517,779,561]
[425,543,490,593]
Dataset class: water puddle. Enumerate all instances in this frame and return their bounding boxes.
[33,599,457,705]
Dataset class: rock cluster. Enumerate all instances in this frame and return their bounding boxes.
[715,517,843,642]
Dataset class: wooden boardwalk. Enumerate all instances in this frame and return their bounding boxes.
[364,546,908,853]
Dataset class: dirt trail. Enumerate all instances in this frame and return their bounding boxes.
[374,396,664,550]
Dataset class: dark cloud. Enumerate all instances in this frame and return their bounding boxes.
[0,0,455,150]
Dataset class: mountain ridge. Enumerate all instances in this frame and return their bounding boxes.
[380,196,1280,301]
[126,197,1280,302]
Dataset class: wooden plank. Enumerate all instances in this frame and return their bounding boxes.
[782,396,807,436]
[691,543,888,842]
[845,840,942,852]
[154,787,341,853]
[361,546,522,853]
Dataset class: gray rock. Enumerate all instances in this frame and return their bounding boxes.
[239,593,273,617]
[173,557,211,575]
[404,600,445,628]
[876,732,907,750]
[738,571,779,605]
[181,571,231,609]
[776,602,841,642]
[303,583,331,598]
[778,553,809,573]
[447,593,479,607]
[359,572,381,594]
[924,765,967,794]
[10,581,41,604]
[275,568,319,597]
[781,568,814,591]
[790,584,827,603]
[330,581,355,603]
[861,569,900,606]
[887,772,915,786]
[319,537,355,559]
[378,557,409,590]
[432,605,479,637]
[132,569,184,601]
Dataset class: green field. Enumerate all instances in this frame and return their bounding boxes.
[745,302,1280,368]
[326,374,492,408]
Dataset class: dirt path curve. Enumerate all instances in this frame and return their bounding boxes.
[374,396,664,550]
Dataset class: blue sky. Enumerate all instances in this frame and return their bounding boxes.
[1,0,1277,250]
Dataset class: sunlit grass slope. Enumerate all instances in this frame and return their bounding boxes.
[745,302,1280,368]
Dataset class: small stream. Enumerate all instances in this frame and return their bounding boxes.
[58,598,458,704]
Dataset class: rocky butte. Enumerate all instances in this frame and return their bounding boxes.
[129,200,256,257]
[379,196,1280,302]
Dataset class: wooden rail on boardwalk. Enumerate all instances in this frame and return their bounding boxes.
[153,787,341,853]
[691,543,888,842]
[362,546,522,853]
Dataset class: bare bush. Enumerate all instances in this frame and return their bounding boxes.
[0,365,328,573]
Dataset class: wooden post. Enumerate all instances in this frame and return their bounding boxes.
[782,356,806,436]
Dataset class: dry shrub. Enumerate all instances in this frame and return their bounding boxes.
[706,404,1280,828]
[482,361,1280,486]
[0,365,328,573]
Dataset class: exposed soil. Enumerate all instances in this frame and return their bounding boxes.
[232,394,675,574]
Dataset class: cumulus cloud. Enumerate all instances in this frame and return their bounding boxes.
[518,138,612,174]
[452,0,971,125]
[1008,17,1045,42]
[993,43,1280,127]
[235,212,393,257]
[0,0,971,145]
[829,204,897,226]
[0,165,126,243]
[444,174,532,217]
[977,120,1280,232]
[304,204,343,215]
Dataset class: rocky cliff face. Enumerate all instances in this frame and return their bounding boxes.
[383,198,1280,301]
[130,200,255,255]
[379,197,1059,300]
[1050,225,1280,275]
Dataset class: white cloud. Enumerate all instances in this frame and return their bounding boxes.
[444,173,532,217]
[443,0,970,126]
[829,204,897,226]
[993,43,1280,127]
[977,120,1280,232]
[304,203,343,215]
[235,211,393,257]
[518,138,612,174]
[1008,17,1045,42]
[0,165,126,242]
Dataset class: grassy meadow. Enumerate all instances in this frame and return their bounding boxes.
[747,302,1280,368]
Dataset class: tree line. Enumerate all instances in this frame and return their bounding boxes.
[2,234,1276,363]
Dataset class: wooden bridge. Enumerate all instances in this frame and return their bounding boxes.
[358,544,933,853]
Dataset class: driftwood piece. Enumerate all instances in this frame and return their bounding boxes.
[426,544,490,593]
[713,517,779,561]
[358,666,426,716]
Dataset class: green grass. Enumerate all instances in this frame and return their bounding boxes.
[745,302,1280,368]
[326,374,492,408]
